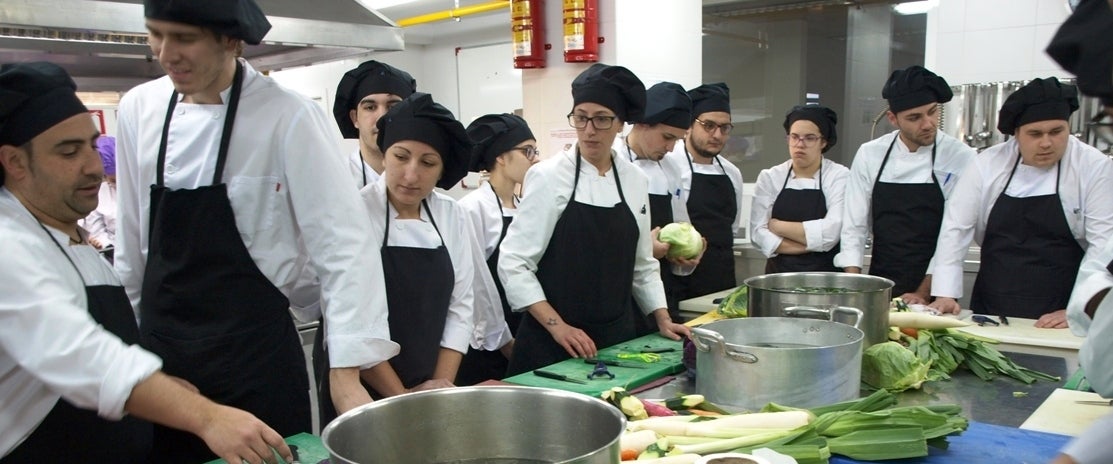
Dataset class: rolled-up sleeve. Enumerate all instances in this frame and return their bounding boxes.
[834,148,873,269]
[803,162,848,252]
[281,104,398,369]
[1,237,161,420]
[749,168,782,258]
[499,162,566,311]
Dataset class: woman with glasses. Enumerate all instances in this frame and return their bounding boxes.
[317,93,480,423]
[750,105,849,273]
[455,113,539,385]
[499,64,691,376]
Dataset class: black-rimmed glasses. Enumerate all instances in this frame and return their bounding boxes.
[568,113,617,130]
[511,146,541,160]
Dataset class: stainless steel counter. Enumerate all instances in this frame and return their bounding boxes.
[639,350,1070,428]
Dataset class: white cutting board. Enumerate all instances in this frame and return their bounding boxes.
[1021,388,1111,436]
[955,316,1084,350]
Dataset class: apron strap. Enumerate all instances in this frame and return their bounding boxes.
[155,60,245,187]
[383,196,446,247]
[35,221,88,287]
[875,134,941,185]
[570,149,627,205]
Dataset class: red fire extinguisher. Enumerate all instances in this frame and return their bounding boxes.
[511,0,545,69]
[563,0,598,63]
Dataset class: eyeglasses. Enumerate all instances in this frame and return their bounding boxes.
[694,118,734,135]
[787,133,823,147]
[511,146,541,160]
[568,113,617,130]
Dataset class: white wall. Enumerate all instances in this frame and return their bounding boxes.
[926,0,1074,85]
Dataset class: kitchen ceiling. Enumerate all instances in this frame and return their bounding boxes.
[0,0,405,91]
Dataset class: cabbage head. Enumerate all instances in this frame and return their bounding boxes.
[862,341,930,392]
[659,222,704,259]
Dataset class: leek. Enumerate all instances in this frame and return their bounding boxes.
[827,427,929,460]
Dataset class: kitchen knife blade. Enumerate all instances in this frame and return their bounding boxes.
[1075,400,1113,406]
[584,357,648,368]
[288,444,301,464]
[533,369,588,384]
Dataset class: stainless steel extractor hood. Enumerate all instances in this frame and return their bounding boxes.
[0,0,405,92]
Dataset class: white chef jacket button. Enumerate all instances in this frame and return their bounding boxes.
[176,108,185,115]
[212,112,221,120]
[395,224,404,230]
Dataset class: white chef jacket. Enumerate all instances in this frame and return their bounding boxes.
[1062,412,1113,464]
[835,131,975,270]
[115,59,398,369]
[0,188,162,457]
[348,147,380,189]
[750,158,850,258]
[613,136,686,225]
[361,179,477,354]
[79,181,116,248]
[931,137,1113,298]
[457,182,515,351]
[498,148,667,314]
[662,143,745,236]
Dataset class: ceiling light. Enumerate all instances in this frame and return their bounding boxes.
[893,0,939,15]
[354,0,418,10]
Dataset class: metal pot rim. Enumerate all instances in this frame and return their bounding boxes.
[697,317,864,350]
[744,272,895,293]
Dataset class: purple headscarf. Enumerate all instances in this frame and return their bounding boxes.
[96,135,115,175]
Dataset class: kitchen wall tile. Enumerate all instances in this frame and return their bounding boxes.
[961,28,1035,75]
[1035,0,1073,25]
[938,0,967,33]
[932,32,966,82]
[1032,23,1068,76]
[963,0,1039,31]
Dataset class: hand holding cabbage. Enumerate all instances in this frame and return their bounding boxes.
[657,222,706,262]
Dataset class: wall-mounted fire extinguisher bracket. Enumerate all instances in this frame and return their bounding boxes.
[511,0,546,69]
[563,0,599,63]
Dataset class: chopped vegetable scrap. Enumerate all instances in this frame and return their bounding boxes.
[716,285,748,318]
[612,389,968,463]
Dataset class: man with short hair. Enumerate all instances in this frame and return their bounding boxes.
[836,66,975,303]
[928,77,1113,326]
[333,60,417,188]
[666,83,744,303]
[618,81,700,322]
[0,61,290,464]
[115,0,397,461]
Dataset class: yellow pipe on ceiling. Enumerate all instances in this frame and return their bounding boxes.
[397,0,509,27]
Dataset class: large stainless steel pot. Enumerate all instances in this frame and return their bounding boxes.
[744,272,892,347]
[321,386,625,464]
[691,317,864,411]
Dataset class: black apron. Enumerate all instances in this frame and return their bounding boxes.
[765,165,840,273]
[377,199,455,396]
[625,143,676,332]
[457,185,515,385]
[868,136,945,296]
[505,153,639,376]
[2,227,151,463]
[139,62,310,464]
[673,150,737,302]
[971,156,1084,319]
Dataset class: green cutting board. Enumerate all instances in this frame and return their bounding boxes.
[501,333,685,396]
[204,432,327,464]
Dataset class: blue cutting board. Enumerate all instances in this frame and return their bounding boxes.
[830,421,1071,464]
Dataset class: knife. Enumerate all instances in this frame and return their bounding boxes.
[533,369,588,384]
[584,358,648,369]
[288,444,301,464]
[1076,400,1113,406]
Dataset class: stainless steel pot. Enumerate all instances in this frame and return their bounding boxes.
[691,317,864,411]
[321,386,625,464]
[744,272,892,347]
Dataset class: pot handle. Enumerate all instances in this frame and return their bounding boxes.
[783,305,863,329]
[691,327,759,363]
[691,327,724,353]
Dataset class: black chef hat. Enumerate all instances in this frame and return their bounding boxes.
[643,82,692,130]
[571,63,646,123]
[333,60,417,139]
[882,66,953,113]
[377,93,472,190]
[783,105,838,153]
[145,0,271,45]
[688,83,731,121]
[466,113,535,173]
[997,77,1079,135]
[1046,0,1113,106]
[0,62,88,148]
